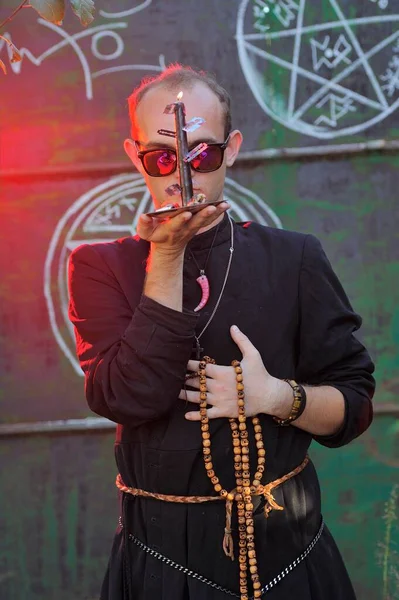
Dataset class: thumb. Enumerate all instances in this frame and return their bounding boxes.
[230,325,256,357]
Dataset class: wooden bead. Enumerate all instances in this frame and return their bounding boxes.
[246,526,254,535]
[227,492,235,501]
[249,558,257,566]
[214,483,222,492]
[202,432,210,439]
[239,564,247,572]
[250,565,257,574]
[211,476,219,484]
[258,449,266,457]
[202,439,211,447]
[236,374,243,382]
[248,550,256,558]
[253,581,261,590]
[207,470,215,478]
[236,383,244,391]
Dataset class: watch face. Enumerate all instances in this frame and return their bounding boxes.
[44,173,282,375]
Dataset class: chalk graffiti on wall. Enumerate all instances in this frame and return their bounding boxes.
[44,175,283,375]
[237,0,399,138]
[0,0,165,99]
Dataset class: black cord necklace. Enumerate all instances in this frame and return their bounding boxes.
[189,220,221,312]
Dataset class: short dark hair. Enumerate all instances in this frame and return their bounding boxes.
[128,64,231,138]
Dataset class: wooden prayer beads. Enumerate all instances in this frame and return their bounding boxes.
[199,357,265,600]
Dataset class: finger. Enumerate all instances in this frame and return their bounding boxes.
[167,210,193,231]
[187,359,200,372]
[185,406,222,421]
[184,377,200,389]
[136,213,157,237]
[230,325,258,358]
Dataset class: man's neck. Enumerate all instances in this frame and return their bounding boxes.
[196,212,225,235]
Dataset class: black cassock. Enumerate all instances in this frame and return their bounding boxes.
[68,213,375,600]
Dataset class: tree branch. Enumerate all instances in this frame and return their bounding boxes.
[0,0,30,31]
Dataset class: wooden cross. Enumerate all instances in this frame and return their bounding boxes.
[192,337,203,360]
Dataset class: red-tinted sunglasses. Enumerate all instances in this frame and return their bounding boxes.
[135,135,230,177]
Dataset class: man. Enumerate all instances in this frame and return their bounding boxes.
[68,65,375,600]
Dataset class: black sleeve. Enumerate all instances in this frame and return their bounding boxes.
[295,234,375,448]
[68,243,198,426]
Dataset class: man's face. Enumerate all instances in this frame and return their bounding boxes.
[125,82,241,210]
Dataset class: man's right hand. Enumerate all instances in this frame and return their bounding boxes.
[136,202,230,254]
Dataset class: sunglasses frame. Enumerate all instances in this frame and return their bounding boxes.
[134,134,231,177]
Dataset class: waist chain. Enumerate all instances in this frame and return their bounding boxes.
[116,456,312,598]
[116,455,309,558]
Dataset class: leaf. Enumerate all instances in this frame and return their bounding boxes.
[0,34,21,67]
[0,58,7,75]
[69,0,95,27]
[8,41,21,63]
[30,0,65,25]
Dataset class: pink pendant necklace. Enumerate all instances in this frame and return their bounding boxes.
[189,221,221,312]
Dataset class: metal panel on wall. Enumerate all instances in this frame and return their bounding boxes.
[1,1,398,599]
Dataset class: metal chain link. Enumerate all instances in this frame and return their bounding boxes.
[119,517,325,598]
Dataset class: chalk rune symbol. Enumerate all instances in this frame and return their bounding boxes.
[314,93,356,127]
[380,40,399,97]
[310,35,352,71]
[254,0,299,31]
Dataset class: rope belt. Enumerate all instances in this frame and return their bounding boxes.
[116,455,309,563]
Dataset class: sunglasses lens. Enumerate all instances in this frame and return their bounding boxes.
[191,145,224,172]
[144,150,176,176]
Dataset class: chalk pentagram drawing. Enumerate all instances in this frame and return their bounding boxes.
[236,0,399,138]
[44,174,282,375]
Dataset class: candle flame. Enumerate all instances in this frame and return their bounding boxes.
[177,91,183,101]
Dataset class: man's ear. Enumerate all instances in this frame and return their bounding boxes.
[225,130,243,167]
[124,138,144,174]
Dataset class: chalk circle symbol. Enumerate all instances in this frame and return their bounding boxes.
[44,173,282,376]
[236,0,399,139]
[91,30,124,61]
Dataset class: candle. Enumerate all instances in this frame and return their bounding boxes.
[174,92,193,206]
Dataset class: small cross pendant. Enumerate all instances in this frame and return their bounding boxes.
[192,337,203,360]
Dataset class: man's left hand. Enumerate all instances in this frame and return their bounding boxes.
[179,325,286,420]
